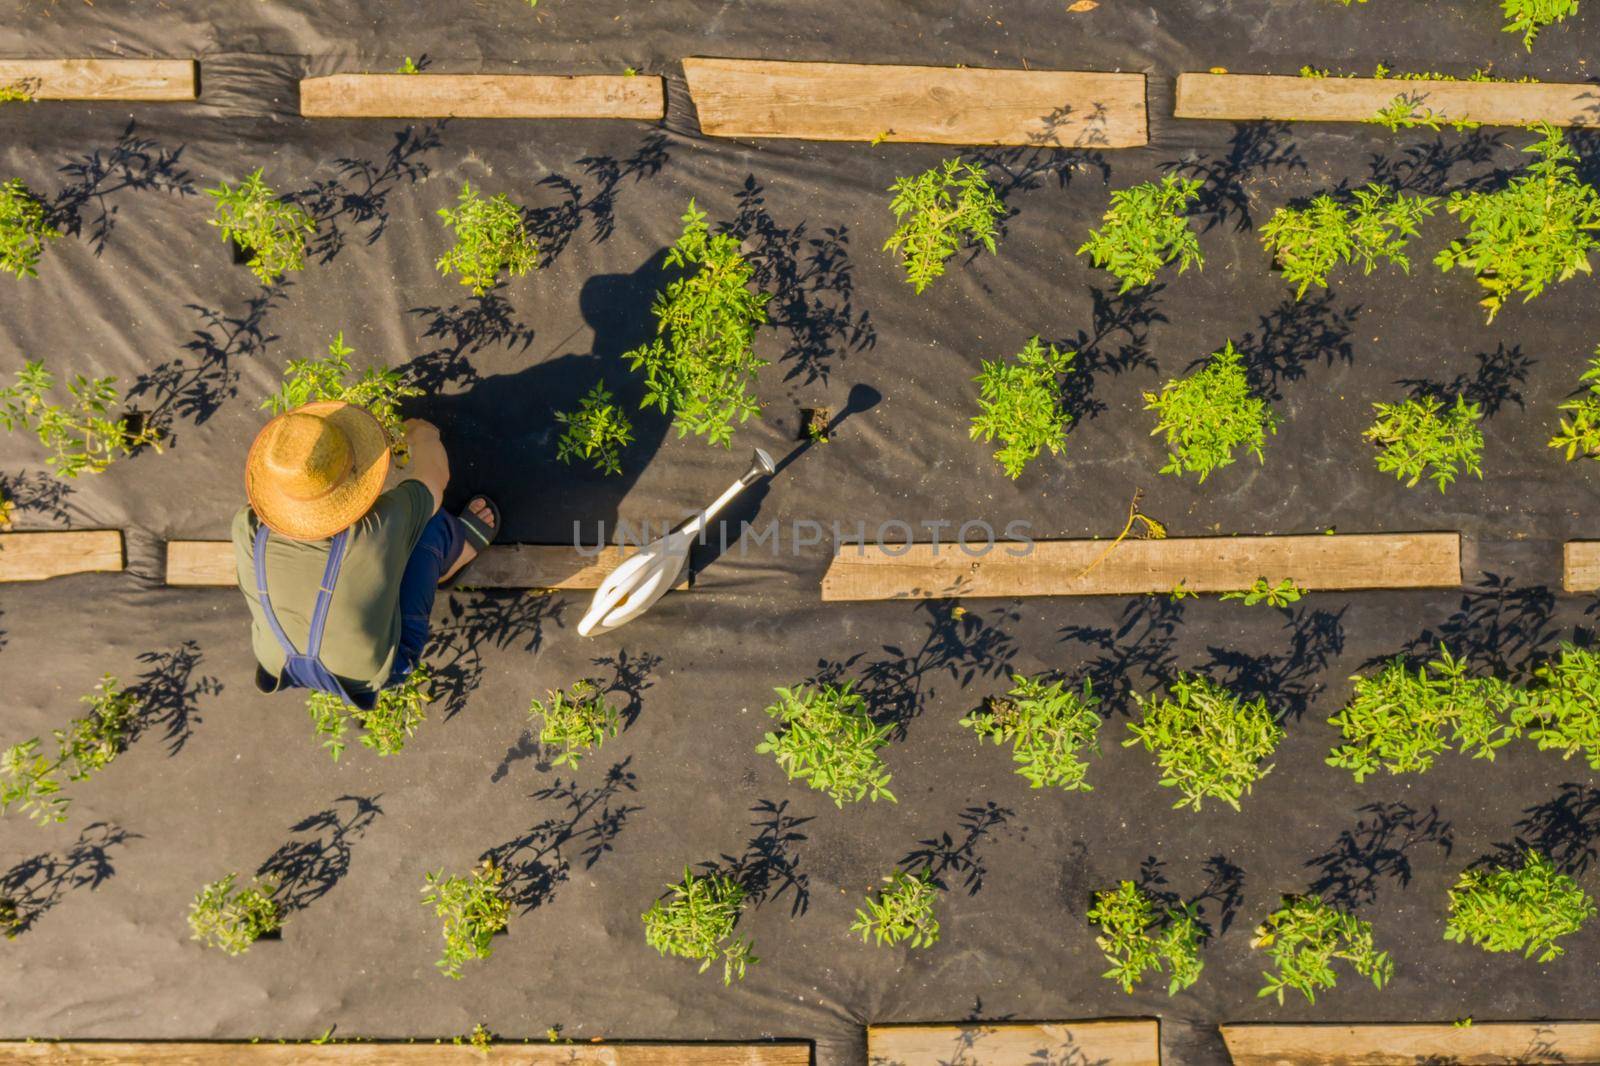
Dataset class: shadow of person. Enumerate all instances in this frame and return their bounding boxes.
[412,248,674,543]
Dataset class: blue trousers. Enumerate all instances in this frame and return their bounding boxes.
[388,509,465,686]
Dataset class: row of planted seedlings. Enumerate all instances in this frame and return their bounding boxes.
[7,608,1596,994]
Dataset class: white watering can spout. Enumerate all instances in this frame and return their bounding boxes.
[577,447,776,637]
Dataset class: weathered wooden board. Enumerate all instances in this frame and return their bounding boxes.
[1220,1022,1600,1066]
[0,531,124,582]
[868,1021,1158,1066]
[0,1043,810,1066]
[299,74,665,119]
[0,59,196,101]
[1175,72,1600,127]
[166,541,688,591]
[821,533,1461,601]
[1563,541,1600,593]
[683,58,1148,147]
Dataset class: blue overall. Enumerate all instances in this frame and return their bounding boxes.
[253,523,365,709]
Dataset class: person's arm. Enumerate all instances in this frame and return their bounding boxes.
[400,418,448,515]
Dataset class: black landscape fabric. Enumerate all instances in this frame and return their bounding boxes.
[4,3,1600,1064]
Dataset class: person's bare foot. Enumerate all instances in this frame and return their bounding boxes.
[439,497,496,584]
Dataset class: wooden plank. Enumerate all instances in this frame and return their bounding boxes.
[299,74,665,119]
[868,1021,1158,1066]
[0,1043,809,1066]
[821,533,1460,601]
[0,531,123,583]
[1563,541,1600,593]
[683,58,1147,147]
[1220,1022,1600,1066]
[0,60,196,101]
[165,541,688,591]
[1175,72,1600,127]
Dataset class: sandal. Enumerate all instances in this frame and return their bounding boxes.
[457,495,501,552]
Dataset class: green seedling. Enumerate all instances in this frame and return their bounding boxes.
[852,870,940,949]
[556,382,634,476]
[1364,393,1484,492]
[1511,641,1600,769]
[189,873,283,955]
[0,179,61,279]
[1549,349,1600,461]
[209,169,316,286]
[642,867,755,984]
[308,664,433,761]
[436,181,538,296]
[265,332,422,460]
[1144,341,1277,482]
[1087,880,1205,996]
[960,674,1101,791]
[626,200,771,446]
[1445,850,1594,962]
[1254,895,1393,1004]
[1125,673,1283,811]
[528,679,620,768]
[1260,185,1438,297]
[1,675,139,825]
[422,860,511,979]
[883,157,1004,294]
[756,683,895,807]
[397,57,422,74]
[0,360,162,478]
[970,336,1076,479]
[1502,0,1578,49]
[1077,174,1204,292]
[1220,578,1307,608]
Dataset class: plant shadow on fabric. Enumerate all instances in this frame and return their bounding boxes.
[405,287,537,392]
[711,799,812,918]
[255,795,383,914]
[126,641,223,755]
[719,175,876,385]
[870,1025,1109,1066]
[490,648,661,781]
[527,134,670,266]
[129,287,285,446]
[1366,129,1506,197]
[1482,783,1600,876]
[50,120,194,254]
[425,591,565,722]
[898,801,1016,897]
[811,601,1018,740]
[1059,596,1186,714]
[1135,854,1246,937]
[1385,574,1560,683]
[1233,291,1359,403]
[1164,122,1306,233]
[963,143,1112,222]
[0,823,137,936]
[1304,802,1454,909]
[481,758,641,913]
[1056,284,1165,424]
[0,470,73,523]
[1200,605,1347,722]
[295,122,447,265]
[1396,342,1533,419]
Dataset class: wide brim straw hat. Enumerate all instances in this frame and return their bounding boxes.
[245,400,391,541]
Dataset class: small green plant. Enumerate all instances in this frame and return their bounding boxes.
[1,675,138,826]
[397,57,422,74]
[209,169,316,286]
[1445,850,1594,961]
[1077,174,1204,292]
[1363,393,1484,492]
[188,873,283,955]
[1260,186,1438,297]
[1220,577,1306,607]
[556,382,634,476]
[467,1024,493,1051]
[0,360,161,478]
[1087,880,1205,996]
[0,897,20,939]
[1511,642,1600,769]
[422,860,511,979]
[1144,341,1277,482]
[1328,647,1519,781]
[1125,673,1283,811]
[1502,0,1578,49]
[528,679,620,769]
[0,179,61,280]
[1254,895,1393,1004]
[970,336,1076,479]
[756,683,894,807]
[852,870,940,949]
[1435,124,1600,323]
[960,674,1101,791]
[1549,349,1600,461]
[265,332,422,459]
[0,490,12,530]
[626,200,771,446]
[883,157,1005,294]
[308,665,433,761]
[435,181,538,296]
[642,867,755,984]
[0,80,35,103]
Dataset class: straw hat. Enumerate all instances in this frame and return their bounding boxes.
[246,400,391,541]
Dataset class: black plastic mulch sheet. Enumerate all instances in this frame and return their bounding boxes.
[3,4,1600,1064]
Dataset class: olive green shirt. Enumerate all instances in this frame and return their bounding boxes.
[232,481,434,698]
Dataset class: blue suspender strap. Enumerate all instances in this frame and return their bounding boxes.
[304,530,350,661]
[253,522,302,659]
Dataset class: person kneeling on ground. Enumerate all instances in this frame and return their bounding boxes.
[232,402,500,710]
